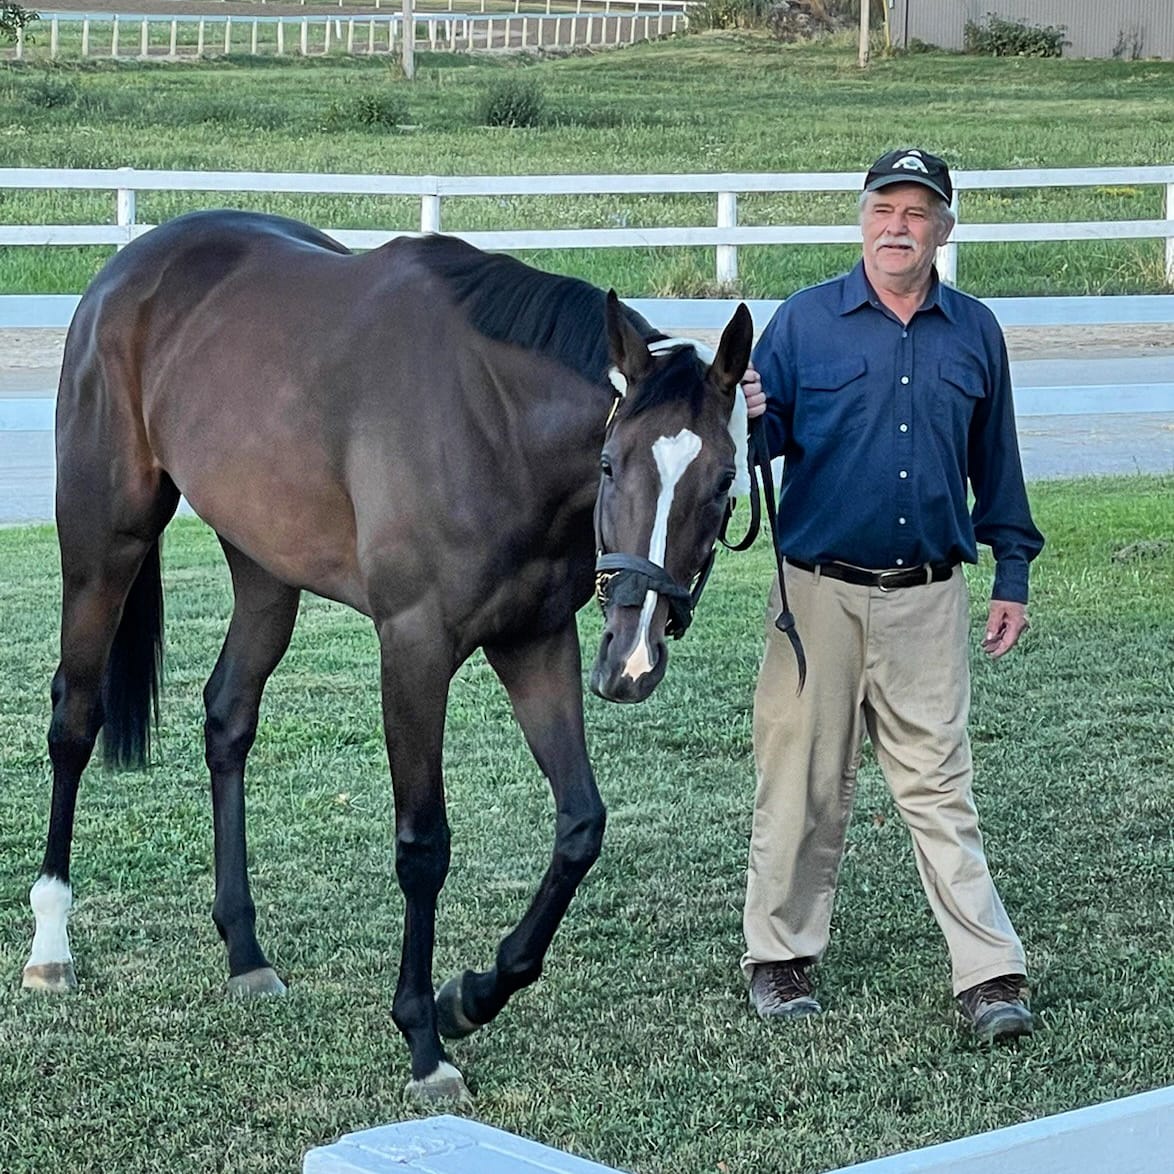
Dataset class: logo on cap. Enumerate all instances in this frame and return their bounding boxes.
[892,152,929,175]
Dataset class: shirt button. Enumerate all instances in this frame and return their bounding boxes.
[899,423,909,432]
[896,559,905,566]
[899,470,908,479]
[898,516,907,525]
[902,331,908,338]
[900,376,910,385]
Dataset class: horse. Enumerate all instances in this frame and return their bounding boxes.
[21,209,754,1104]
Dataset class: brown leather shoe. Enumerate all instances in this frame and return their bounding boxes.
[957,974,1034,1043]
[748,961,821,1020]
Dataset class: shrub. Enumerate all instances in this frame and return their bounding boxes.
[474,74,544,129]
[22,78,78,109]
[692,0,774,32]
[1,1,38,44]
[963,12,1066,57]
[322,91,409,132]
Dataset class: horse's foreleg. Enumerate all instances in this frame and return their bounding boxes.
[436,622,605,1039]
[204,542,300,998]
[377,616,467,1104]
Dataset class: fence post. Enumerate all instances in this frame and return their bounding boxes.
[402,0,415,78]
[420,194,441,235]
[111,15,119,58]
[197,18,206,56]
[225,17,232,54]
[116,171,136,251]
[169,19,177,56]
[51,16,59,58]
[716,191,738,285]
[936,192,959,285]
[140,17,148,57]
[1166,183,1174,286]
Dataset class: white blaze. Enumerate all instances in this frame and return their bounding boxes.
[27,875,73,968]
[621,428,702,681]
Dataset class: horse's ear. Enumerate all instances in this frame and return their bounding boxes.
[708,303,754,398]
[605,290,652,385]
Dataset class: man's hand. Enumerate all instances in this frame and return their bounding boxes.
[741,363,766,419]
[982,600,1030,659]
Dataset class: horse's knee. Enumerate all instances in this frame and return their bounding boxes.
[395,823,452,899]
[555,802,606,878]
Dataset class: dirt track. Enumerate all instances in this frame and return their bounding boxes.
[6,323,1174,374]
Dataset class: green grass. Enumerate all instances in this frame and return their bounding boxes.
[1,474,1172,1172]
[2,34,1174,296]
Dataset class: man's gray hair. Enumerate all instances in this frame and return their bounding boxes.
[858,189,956,233]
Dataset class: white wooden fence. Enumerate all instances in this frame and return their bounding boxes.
[13,4,690,59]
[2,165,1174,287]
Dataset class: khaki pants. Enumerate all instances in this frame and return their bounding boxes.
[741,564,1026,995]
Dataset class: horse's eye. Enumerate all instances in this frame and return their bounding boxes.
[715,471,735,498]
[600,455,614,479]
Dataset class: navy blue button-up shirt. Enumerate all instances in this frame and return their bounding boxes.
[753,262,1044,602]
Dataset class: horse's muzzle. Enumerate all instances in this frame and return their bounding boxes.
[588,615,670,703]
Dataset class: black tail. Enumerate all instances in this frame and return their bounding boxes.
[101,539,164,770]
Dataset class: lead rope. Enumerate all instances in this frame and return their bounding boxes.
[748,416,807,693]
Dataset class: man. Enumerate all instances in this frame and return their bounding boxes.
[739,148,1044,1043]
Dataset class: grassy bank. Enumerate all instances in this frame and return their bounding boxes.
[1,474,1171,1173]
[2,34,1174,296]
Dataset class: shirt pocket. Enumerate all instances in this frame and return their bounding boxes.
[795,356,869,438]
[939,357,988,436]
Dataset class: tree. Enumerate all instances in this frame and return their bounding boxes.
[2,2,39,43]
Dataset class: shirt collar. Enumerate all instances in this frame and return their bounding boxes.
[839,260,958,324]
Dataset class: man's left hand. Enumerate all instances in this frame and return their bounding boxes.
[982,600,1030,659]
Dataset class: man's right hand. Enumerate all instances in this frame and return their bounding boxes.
[741,363,766,419]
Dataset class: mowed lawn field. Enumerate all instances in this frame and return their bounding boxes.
[1,474,1172,1174]
[2,27,1174,1174]
[2,31,1174,297]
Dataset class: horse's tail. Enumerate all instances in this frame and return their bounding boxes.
[101,538,165,770]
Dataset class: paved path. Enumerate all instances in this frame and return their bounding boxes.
[2,327,1171,525]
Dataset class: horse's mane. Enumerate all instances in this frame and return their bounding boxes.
[414,234,661,386]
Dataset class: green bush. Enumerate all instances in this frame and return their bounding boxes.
[474,73,544,129]
[693,0,774,32]
[321,90,409,132]
[964,12,1066,57]
[21,77,78,109]
[1,1,38,43]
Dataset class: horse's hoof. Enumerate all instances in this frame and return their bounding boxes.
[226,967,287,998]
[436,972,482,1040]
[22,961,77,993]
[404,1061,473,1106]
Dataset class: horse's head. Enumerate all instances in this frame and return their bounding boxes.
[589,294,754,704]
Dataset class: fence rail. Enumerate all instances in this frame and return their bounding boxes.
[3,165,1174,287]
[12,5,689,58]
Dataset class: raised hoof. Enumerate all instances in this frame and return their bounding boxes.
[436,973,482,1040]
[405,1061,473,1106]
[22,961,78,994]
[226,967,287,999]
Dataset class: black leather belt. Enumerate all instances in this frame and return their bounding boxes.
[786,558,955,591]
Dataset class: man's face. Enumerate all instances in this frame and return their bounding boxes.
[860,184,951,287]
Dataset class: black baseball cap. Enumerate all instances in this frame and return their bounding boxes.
[863,148,953,205]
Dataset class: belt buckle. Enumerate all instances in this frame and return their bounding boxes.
[876,568,906,593]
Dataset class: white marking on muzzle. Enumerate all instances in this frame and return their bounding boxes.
[27,875,73,968]
[621,429,701,681]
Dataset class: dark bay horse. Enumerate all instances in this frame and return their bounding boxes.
[22,210,753,1103]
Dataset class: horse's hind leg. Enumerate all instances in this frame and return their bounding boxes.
[435,621,605,1041]
[24,474,179,993]
[204,539,300,998]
